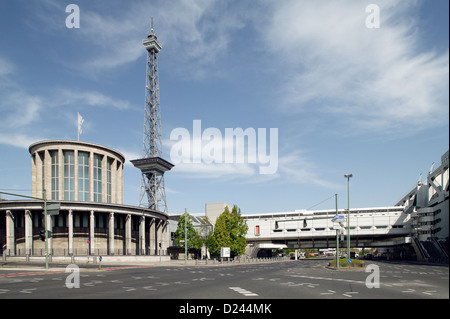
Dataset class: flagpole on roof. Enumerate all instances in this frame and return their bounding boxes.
[77,112,84,141]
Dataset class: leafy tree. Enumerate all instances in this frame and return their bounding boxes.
[174,212,203,252]
[207,205,248,257]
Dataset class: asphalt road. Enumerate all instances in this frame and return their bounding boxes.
[0,258,448,301]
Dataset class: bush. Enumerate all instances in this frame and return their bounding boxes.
[329,259,365,268]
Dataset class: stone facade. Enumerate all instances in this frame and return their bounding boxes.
[0,140,169,257]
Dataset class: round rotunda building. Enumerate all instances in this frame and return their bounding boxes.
[0,140,169,259]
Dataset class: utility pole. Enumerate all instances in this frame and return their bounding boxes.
[335,194,339,269]
[344,174,353,259]
[43,189,49,270]
[185,210,187,265]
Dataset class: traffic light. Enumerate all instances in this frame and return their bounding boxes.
[38,229,52,241]
[303,219,307,228]
[39,229,45,241]
[275,221,279,229]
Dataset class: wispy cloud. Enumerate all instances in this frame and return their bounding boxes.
[261,0,449,133]
[26,0,249,78]
[0,133,44,149]
[54,89,132,110]
[0,54,133,148]
[163,133,335,188]
[0,56,14,76]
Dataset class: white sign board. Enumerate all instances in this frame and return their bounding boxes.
[221,247,230,258]
[47,203,61,216]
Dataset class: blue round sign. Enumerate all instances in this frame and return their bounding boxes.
[99,256,102,262]
[347,259,352,263]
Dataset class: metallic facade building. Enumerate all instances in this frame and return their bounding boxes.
[132,19,173,213]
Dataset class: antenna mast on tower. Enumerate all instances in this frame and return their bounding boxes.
[131,18,173,213]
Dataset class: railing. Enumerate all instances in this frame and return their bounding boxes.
[2,248,169,257]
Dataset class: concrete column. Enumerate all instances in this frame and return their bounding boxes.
[156,219,162,255]
[89,151,94,202]
[31,153,37,198]
[101,155,107,203]
[68,210,73,255]
[160,220,169,253]
[90,210,95,255]
[109,212,115,255]
[74,150,79,201]
[139,216,146,255]
[125,214,131,255]
[58,148,64,201]
[149,218,156,255]
[110,159,115,204]
[6,210,15,256]
[36,152,44,199]
[25,210,33,254]
[117,162,123,204]
[44,149,51,198]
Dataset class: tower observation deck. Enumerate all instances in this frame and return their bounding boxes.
[131,19,174,213]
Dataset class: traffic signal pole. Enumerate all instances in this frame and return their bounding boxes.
[0,190,50,269]
[335,194,339,269]
[43,189,49,269]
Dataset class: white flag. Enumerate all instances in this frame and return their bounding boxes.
[77,112,84,140]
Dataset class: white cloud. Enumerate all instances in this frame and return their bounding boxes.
[0,56,14,76]
[0,133,44,149]
[55,89,132,110]
[163,130,334,188]
[262,0,449,132]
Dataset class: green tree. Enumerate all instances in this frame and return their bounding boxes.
[207,205,248,257]
[174,212,203,252]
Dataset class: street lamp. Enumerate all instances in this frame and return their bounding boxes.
[344,174,353,260]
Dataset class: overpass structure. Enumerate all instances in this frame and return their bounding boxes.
[242,150,448,261]
[168,150,448,262]
[243,206,411,257]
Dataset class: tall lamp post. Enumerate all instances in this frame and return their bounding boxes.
[344,174,353,259]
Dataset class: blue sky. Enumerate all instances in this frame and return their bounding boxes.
[0,0,448,215]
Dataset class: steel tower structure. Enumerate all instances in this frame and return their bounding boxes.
[131,19,173,213]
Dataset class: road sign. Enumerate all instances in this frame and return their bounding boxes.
[221,247,230,258]
[47,203,60,215]
[348,259,352,263]
[333,215,345,220]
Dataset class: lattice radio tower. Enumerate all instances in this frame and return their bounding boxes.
[131,18,174,213]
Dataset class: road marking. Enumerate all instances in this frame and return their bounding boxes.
[123,287,136,292]
[156,282,169,286]
[422,290,436,296]
[143,286,156,290]
[192,277,214,282]
[320,290,336,295]
[20,288,37,294]
[229,287,258,297]
[402,289,415,293]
